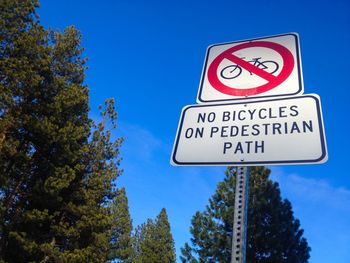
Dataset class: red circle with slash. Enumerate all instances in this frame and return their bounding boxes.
[207,41,294,96]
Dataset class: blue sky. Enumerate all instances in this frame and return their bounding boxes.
[38,0,350,262]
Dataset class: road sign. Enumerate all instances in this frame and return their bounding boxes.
[197,33,303,103]
[171,94,327,166]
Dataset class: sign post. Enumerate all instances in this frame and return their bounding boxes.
[231,166,250,263]
[171,33,327,262]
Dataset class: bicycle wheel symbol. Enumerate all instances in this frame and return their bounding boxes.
[220,59,279,79]
[220,65,242,79]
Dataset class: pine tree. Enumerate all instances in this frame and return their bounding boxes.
[108,187,133,262]
[0,1,123,261]
[154,208,176,263]
[181,167,311,263]
[133,219,157,263]
[133,208,176,263]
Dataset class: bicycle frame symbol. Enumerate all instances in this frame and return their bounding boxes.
[220,57,279,79]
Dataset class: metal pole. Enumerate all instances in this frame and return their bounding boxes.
[231,166,250,263]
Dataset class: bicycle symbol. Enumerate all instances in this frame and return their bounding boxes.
[220,57,279,79]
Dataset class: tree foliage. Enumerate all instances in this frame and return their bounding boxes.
[0,1,123,261]
[181,167,311,263]
[108,187,133,263]
[133,208,176,263]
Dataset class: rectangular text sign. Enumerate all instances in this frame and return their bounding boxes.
[171,94,327,166]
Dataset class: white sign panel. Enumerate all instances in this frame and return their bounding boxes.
[171,94,327,166]
[197,33,303,103]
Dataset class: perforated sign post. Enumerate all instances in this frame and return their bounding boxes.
[197,33,303,103]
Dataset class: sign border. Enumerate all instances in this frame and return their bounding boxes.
[172,94,327,166]
[196,33,304,103]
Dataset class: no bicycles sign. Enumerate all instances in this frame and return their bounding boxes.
[197,33,304,103]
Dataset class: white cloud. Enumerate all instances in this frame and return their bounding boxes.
[118,122,166,162]
[270,168,350,214]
